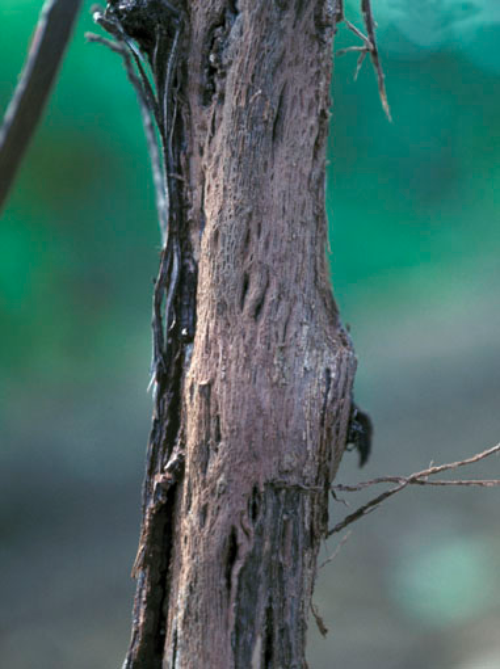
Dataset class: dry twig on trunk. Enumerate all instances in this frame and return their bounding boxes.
[329,443,500,536]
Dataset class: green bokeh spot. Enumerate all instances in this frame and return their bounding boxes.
[392,538,493,627]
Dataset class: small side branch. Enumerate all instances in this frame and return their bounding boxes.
[361,0,391,121]
[329,443,500,536]
[0,0,83,212]
[336,0,391,121]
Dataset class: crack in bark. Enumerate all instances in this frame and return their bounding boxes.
[172,627,178,667]
[263,600,274,667]
[272,84,287,145]
[249,485,261,525]
[199,502,208,528]
[201,3,239,107]
[251,273,269,321]
[240,272,250,311]
[214,413,222,445]
[225,526,240,598]
[321,367,332,429]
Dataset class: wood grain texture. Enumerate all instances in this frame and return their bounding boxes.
[158,1,356,666]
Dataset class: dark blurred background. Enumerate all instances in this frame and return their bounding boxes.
[1,1,499,667]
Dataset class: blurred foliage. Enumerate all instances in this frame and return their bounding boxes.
[392,535,495,626]
[332,0,500,307]
[1,0,499,383]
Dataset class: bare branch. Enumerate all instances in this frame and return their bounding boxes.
[328,443,500,536]
[336,1,392,121]
[336,443,500,492]
[361,0,392,121]
[354,51,368,82]
[336,46,367,57]
[328,480,409,536]
[408,478,500,487]
[319,531,352,570]
[0,0,83,213]
[310,602,329,637]
[344,18,371,46]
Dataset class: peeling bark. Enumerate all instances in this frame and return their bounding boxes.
[124,1,356,667]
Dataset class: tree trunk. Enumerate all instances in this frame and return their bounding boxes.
[124,1,356,667]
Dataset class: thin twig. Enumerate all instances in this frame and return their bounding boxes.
[311,602,329,637]
[0,0,83,212]
[86,28,168,237]
[336,45,367,57]
[344,18,370,45]
[328,443,500,536]
[407,478,500,487]
[319,531,352,569]
[337,477,500,491]
[336,443,500,492]
[328,480,409,536]
[336,0,391,121]
[354,51,368,81]
[361,0,391,121]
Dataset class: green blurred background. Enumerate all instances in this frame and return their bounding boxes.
[1,1,499,667]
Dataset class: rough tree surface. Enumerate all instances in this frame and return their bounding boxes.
[124,1,356,667]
